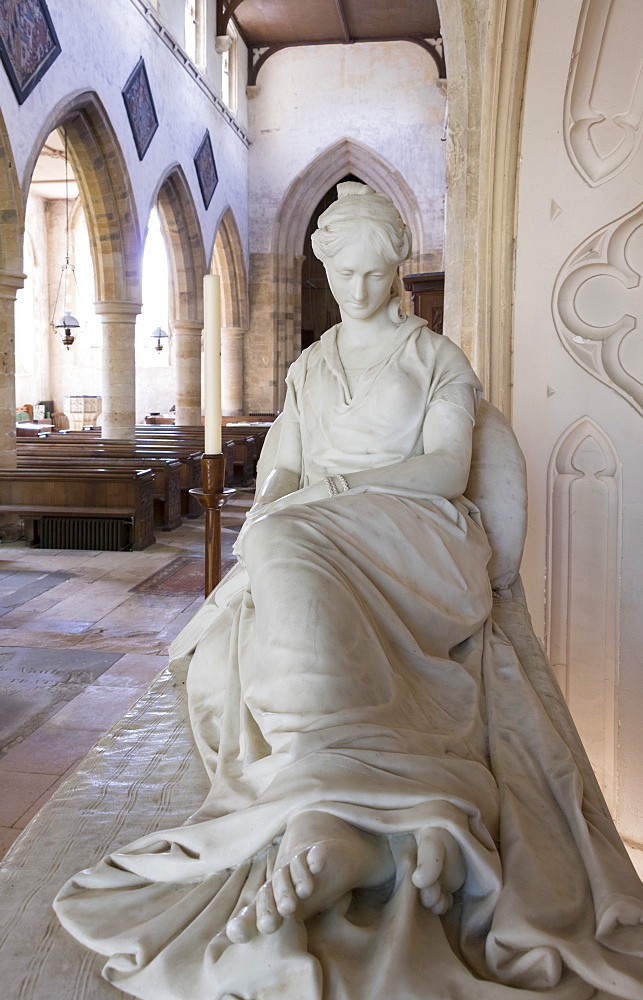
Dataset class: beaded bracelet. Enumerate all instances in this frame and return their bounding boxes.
[324,475,350,497]
[324,476,340,497]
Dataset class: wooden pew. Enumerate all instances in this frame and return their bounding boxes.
[135,425,263,485]
[0,468,155,550]
[18,438,203,518]
[16,452,182,531]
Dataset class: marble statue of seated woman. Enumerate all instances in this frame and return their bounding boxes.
[55,183,643,1000]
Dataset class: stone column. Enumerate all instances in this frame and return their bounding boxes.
[172,319,202,426]
[95,300,141,439]
[221,326,245,415]
[0,271,25,469]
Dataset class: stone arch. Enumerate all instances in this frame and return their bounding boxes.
[267,140,424,409]
[212,207,248,415]
[25,91,141,304]
[24,92,141,437]
[212,206,248,329]
[0,109,24,472]
[155,165,206,325]
[437,0,536,414]
[272,138,424,259]
[153,166,207,425]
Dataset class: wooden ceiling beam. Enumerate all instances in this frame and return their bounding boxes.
[333,0,352,44]
[247,35,445,88]
[217,0,246,39]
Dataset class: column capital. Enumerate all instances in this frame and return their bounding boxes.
[0,270,26,298]
[172,319,204,335]
[222,326,247,339]
[94,299,142,319]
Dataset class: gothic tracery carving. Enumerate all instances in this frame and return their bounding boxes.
[564,0,643,186]
[547,418,620,803]
[553,200,643,415]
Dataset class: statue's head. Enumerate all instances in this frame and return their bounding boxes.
[311,182,412,269]
[311,183,412,324]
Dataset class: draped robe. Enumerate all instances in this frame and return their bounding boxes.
[55,319,643,1000]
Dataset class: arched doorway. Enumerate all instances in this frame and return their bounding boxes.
[300,174,362,352]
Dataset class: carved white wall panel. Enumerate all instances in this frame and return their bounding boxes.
[553,201,643,415]
[547,419,620,805]
[565,0,643,186]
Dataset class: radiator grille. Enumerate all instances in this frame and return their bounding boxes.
[39,517,131,551]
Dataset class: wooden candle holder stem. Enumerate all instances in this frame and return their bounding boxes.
[189,453,230,597]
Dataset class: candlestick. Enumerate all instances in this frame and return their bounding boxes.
[203,274,222,453]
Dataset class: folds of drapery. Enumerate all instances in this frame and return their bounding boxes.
[55,492,643,1000]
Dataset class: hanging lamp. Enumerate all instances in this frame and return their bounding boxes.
[50,126,82,350]
[151,327,169,352]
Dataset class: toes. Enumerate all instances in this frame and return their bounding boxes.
[290,851,315,899]
[412,834,445,891]
[226,903,256,944]
[255,883,282,935]
[306,842,328,877]
[272,863,298,916]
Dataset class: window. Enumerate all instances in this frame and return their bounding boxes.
[222,21,238,113]
[185,0,206,69]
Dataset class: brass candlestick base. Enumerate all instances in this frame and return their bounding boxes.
[189,453,233,597]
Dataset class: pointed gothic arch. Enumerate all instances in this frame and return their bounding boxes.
[25,91,141,305]
[24,92,141,437]
[155,165,206,325]
[268,140,425,408]
[211,206,248,330]
[152,165,207,425]
[211,208,248,415]
[272,138,424,260]
[546,416,620,807]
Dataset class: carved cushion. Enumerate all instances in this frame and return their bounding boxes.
[255,399,528,592]
[467,400,527,591]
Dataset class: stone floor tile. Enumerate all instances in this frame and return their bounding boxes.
[0,724,102,774]
[95,595,194,630]
[0,770,58,827]
[39,588,129,621]
[1,571,72,607]
[0,618,94,633]
[0,629,85,648]
[73,632,169,654]
[0,825,20,860]
[46,682,148,731]
[96,653,164,686]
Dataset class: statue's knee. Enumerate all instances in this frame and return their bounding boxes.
[244,510,300,569]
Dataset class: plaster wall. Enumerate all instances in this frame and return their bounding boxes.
[0,0,249,275]
[513,0,643,852]
[248,41,445,256]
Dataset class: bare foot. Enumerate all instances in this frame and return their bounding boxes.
[226,811,394,943]
[412,827,466,914]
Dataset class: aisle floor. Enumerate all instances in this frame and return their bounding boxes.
[0,491,252,859]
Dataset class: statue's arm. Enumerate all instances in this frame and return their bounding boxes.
[336,400,474,500]
[255,399,474,517]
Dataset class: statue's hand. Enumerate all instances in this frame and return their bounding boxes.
[233,480,329,562]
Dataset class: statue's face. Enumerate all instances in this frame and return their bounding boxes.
[324,239,397,323]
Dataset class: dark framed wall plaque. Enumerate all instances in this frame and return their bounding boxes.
[0,0,61,105]
[194,130,218,209]
[122,57,159,160]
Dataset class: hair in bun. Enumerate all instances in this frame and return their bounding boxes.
[311,182,412,267]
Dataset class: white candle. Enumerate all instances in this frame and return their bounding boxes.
[203,273,222,453]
